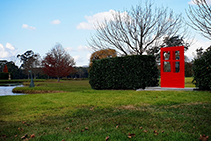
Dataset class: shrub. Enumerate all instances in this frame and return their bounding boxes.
[0,73,9,80]
[192,47,211,90]
[89,55,159,90]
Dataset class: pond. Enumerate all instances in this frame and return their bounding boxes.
[0,83,25,96]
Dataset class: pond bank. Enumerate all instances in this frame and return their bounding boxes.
[12,89,65,94]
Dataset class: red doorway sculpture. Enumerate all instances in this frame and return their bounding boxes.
[160,46,185,88]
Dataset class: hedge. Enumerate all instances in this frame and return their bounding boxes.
[0,73,9,80]
[192,47,211,90]
[89,55,159,90]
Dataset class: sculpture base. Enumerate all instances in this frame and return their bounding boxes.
[137,87,197,91]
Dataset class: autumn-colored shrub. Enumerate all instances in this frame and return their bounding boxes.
[89,49,117,67]
[89,55,159,90]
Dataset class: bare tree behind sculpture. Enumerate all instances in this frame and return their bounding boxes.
[89,1,188,56]
[186,0,211,40]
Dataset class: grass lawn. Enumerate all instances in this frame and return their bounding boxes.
[0,78,210,140]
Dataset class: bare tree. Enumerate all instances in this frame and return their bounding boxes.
[186,0,211,40]
[89,1,187,56]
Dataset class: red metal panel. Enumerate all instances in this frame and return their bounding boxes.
[160,46,185,88]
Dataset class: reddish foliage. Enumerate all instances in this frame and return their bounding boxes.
[3,64,8,73]
[42,55,74,79]
[42,44,75,81]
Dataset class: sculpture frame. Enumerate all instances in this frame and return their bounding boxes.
[160,46,185,88]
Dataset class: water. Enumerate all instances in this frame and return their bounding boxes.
[0,84,24,96]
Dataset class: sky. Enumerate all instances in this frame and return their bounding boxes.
[0,0,211,67]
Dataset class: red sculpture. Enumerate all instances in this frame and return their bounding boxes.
[160,46,185,88]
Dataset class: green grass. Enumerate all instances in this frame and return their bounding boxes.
[12,77,195,94]
[185,77,195,87]
[0,79,210,141]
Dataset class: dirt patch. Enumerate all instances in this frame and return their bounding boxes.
[117,104,150,110]
[119,105,137,110]
[163,102,205,109]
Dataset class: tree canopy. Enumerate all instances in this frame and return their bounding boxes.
[89,1,188,56]
[42,43,75,82]
[17,50,41,78]
[147,35,190,61]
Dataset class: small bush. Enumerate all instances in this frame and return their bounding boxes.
[192,47,211,90]
[89,55,159,90]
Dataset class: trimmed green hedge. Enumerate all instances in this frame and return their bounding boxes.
[89,55,159,90]
[0,73,9,80]
[192,47,211,90]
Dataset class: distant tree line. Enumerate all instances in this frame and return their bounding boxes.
[0,44,89,80]
[0,59,89,80]
[0,60,26,79]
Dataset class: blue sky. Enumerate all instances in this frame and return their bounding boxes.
[0,0,211,66]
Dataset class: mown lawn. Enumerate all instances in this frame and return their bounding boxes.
[0,79,210,141]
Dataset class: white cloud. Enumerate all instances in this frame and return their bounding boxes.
[5,43,15,50]
[73,54,91,66]
[73,55,84,63]
[0,43,17,59]
[188,0,211,5]
[77,22,93,30]
[65,46,92,52]
[51,20,61,25]
[22,24,36,30]
[77,9,128,30]
[65,46,92,66]
[65,47,75,52]
[188,0,195,4]
[185,39,211,60]
[0,44,4,50]
[87,53,91,61]
[77,45,92,52]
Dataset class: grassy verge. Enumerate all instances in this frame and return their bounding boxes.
[12,77,195,94]
[0,79,210,140]
[12,80,91,93]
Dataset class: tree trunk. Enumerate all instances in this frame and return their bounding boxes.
[57,77,60,82]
